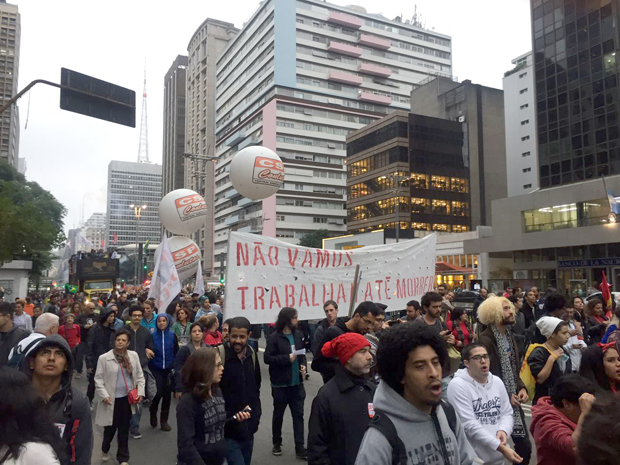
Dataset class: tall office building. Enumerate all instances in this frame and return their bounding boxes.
[213,0,452,273]
[346,110,470,235]
[409,77,507,227]
[531,0,619,187]
[80,212,106,248]
[0,1,19,169]
[162,55,188,197]
[186,19,238,277]
[504,52,538,196]
[106,161,162,248]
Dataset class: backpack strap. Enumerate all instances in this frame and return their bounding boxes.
[440,399,457,437]
[68,419,80,463]
[367,409,407,465]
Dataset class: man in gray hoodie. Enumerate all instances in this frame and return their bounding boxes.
[355,324,477,465]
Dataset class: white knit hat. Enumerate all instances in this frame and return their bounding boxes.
[536,316,565,339]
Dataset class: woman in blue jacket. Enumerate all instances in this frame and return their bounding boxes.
[149,313,178,431]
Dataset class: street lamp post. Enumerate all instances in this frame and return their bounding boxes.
[182,152,218,277]
[387,173,410,243]
[130,204,147,284]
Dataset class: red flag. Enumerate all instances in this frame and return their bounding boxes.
[600,271,613,318]
[112,233,118,245]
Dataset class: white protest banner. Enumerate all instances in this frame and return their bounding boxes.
[225,232,436,323]
[148,235,182,312]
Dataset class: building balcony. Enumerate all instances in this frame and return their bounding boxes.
[225,130,246,147]
[327,11,362,29]
[327,70,363,86]
[358,34,391,50]
[358,62,392,78]
[327,41,363,57]
[358,91,392,105]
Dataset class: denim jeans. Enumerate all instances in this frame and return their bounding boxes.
[129,403,142,435]
[225,437,254,465]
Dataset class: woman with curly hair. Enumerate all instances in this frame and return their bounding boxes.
[477,296,532,464]
[0,366,65,464]
[585,298,610,345]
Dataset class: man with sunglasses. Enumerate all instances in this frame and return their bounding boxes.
[311,301,379,384]
[448,343,522,464]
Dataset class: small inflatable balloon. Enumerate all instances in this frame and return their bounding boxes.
[155,236,201,281]
[159,189,207,235]
[229,146,284,200]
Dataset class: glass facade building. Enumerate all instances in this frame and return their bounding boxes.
[346,112,470,234]
[532,0,620,187]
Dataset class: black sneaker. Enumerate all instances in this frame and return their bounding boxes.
[272,444,283,456]
[295,447,308,461]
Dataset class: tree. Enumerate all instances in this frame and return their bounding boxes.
[298,229,332,248]
[0,161,66,277]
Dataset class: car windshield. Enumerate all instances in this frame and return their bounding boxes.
[84,281,113,290]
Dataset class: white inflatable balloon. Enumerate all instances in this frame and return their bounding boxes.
[159,189,207,235]
[229,146,284,200]
[155,236,201,281]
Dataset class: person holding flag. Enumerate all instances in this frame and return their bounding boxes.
[599,271,614,319]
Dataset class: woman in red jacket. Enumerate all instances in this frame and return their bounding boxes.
[446,307,473,350]
[200,314,222,346]
[58,313,81,362]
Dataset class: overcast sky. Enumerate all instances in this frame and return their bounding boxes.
[15,0,531,233]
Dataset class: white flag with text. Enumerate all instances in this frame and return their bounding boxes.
[148,235,181,312]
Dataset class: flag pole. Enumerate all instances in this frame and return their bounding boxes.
[348,264,361,318]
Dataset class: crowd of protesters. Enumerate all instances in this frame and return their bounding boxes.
[0,283,620,465]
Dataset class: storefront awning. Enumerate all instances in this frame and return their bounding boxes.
[435,261,475,274]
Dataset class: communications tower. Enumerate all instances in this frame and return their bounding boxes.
[137,61,150,163]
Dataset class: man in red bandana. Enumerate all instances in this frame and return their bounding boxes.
[307,333,374,465]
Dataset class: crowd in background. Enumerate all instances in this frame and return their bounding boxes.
[0,283,619,465]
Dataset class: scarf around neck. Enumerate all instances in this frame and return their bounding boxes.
[490,325,525,437]
[113,349,133,375]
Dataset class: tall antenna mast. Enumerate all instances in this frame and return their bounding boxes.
[137,58,150,163]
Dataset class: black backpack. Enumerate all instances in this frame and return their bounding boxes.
[367,399,457,465]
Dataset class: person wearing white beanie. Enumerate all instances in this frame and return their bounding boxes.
[526,316,572,404]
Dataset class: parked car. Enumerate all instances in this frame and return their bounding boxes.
[584,291,620,308]
[452,290,479,311]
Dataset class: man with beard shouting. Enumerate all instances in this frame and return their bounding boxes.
[478,296,532,465]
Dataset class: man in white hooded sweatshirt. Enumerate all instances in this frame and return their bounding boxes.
[448,343,523,464]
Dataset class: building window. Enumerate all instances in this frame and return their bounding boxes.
[520,103,529,109]
[521,119,529,125]
[521,135,530,141]
[522,198,609,232]
[523,167,532,173]
[313,217,328,223]
[519,72,527,78]
[522,151,531,157]
[295,184,304,191]
[519,88,528,94]
[523,184,532,189]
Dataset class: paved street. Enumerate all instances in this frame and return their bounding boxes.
[77,342,537,465]
[79,343,322,465]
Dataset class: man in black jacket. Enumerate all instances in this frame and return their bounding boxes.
[264,308,307,459]
[220,316,262,465]
[75,302,97,378]
[308,332,374,465]
[312,301,379,384]
[0,301,29,366]
[23,335,93,465]
[85,307,116,402]
[311,300,339,355]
